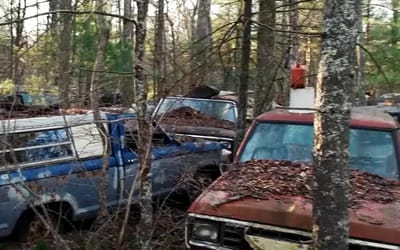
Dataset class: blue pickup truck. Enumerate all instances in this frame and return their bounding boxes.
[0,110,225,240]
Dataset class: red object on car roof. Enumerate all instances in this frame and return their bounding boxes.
[291,63,307,89]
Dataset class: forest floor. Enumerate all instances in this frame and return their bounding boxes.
[0,196,190,250]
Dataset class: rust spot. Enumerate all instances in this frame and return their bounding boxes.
[55,174,69,184]
[27,182,46,194]
[76,169,102,179]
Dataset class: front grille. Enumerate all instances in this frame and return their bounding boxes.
[188,215,399,250]
[247,227,310,245]
[220,224,395,250]
[222,223,248,249]
[221,225,310,249]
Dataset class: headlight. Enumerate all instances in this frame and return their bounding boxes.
[192,219,219,242]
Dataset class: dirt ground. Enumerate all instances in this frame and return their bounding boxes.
[0,196,190,250]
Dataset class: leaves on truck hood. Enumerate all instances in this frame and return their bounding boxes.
[211,160,400,208]
[157,106,235,129]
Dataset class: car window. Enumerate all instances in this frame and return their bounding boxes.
[239,122,398,179]
[0,128,73,168]
[156,98,237,123]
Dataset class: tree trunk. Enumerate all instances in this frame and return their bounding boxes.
[289,0,299,66]
[391,0,399,45]
[135,0,153,249]
[233,2,243,91]
[154,0,166,100]
[193,0,213,88]
[312,0,358,249]
[254,0,275,117]
[57,0,72,108]
[365,0,372,42]
[123,0,134,43]
[235,0,252,151]
[188,1,198,93]
[12,0,26,87]
[277,0,290,106]
[165,14,179,92]
[120,0,135,107]
[356,0,366,106]
[89,0,111,227]
[48,0,58,37]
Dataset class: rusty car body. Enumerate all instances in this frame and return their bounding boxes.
[152,86,258,155]
[185,107,400,250]
[152,96,237,151]
[0,110,225,240]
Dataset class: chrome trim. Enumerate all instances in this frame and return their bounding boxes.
[0,156,76,172]
[185,218,190,249]
[189,240,231,250]
[0,141,72,153]
[187,213,400,250]
[0,223,8,230]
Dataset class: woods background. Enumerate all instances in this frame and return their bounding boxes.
[0,0,396,111]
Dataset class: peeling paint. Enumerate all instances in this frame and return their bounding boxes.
[37,170,52,179]
[0,112,224,239]
[7,186,30,201]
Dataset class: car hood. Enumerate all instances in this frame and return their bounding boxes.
[189,181,400,245]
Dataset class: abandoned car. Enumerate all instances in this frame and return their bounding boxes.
[185,107,400,250]
[152,87,241,156]
[0,109,226,241]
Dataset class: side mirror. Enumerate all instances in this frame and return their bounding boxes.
[220,148,232,163]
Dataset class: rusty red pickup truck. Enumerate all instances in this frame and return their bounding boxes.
[185,107,400,250]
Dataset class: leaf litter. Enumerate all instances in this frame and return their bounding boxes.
[211,160,400,207]
[157,106,235,129]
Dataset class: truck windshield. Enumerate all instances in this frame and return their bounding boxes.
[239,123,399,179]
[155,98,237,123]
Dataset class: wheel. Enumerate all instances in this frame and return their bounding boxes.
[14,208,67,243]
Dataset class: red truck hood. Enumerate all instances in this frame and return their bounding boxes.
[189,185,400,245]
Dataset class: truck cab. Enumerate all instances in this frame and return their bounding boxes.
[185,107,400,250]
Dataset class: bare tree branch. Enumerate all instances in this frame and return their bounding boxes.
[0,10,137,27]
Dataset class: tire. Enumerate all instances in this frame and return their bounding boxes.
[14,207,67,243]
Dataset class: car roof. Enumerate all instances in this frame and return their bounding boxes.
[256,106,399,130]
[0,111,110,133]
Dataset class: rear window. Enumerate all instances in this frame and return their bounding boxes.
[0,128,74,168]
